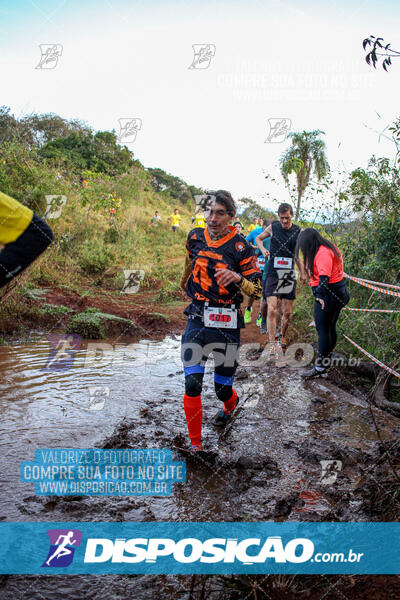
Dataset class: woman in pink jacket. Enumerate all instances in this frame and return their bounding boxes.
[295,228,350,378]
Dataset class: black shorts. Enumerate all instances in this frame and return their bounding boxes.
[181,316,240,385]
[264,270,297,300]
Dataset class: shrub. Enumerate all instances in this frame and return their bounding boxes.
[79,240,115,274]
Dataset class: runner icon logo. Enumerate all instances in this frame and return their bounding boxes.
[42,334,82,372]
[87,386,110,411]
[36,44,63,69]
[121,269,145,294]
[265,118,291,143]
[42,529,82,568]
[117,118,142,144]
[319,460,343,485]
[274,269,297,294]
[44,195,67,220]
[188,44,216,69]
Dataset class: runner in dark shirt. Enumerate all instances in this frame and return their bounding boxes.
[256,203,306,358]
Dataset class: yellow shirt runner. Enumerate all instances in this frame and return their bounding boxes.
[193,213,206,228]
[170,213,181,227]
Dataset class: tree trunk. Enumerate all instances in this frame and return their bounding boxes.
[295,188,302,220]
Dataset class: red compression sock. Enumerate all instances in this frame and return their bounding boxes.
[183,394,202,446]
[223,389,237,415]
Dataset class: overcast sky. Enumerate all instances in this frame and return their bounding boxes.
[1,0,399,216]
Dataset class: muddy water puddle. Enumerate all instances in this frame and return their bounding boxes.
[0,333,398,526]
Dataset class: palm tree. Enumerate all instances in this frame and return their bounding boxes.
[280,130,330,220]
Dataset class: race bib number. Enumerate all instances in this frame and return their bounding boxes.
[257,256,265,270]
[204,306,237,329]
[274,256,293,269]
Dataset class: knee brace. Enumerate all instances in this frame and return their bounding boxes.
[214,381,233,403]
[185,372,204,397]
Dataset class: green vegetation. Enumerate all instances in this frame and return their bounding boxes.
[66,308,136,339]
[294,119,400,369]
[0,106,203,336]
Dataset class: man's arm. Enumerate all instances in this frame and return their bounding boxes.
[295,230,307,282]
[295,256,307,282]
[255,224,272,255]
[180,253,192,290]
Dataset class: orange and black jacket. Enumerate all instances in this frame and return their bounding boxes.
[181,225,262,309]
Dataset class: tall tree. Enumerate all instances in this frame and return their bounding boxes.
[280,130,330,220]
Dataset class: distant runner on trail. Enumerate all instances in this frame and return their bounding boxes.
[255,203,306,358]
[233,220,244,236]
[247,217,259,233]
[192,211,206,228]
[150,210,161,226]
[0,191,53,289]
[295,228,350,378]
[180,190,262,452]
[168,208,181,232]
[243,220,269,327]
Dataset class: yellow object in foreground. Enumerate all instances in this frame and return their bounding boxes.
[0,191,33,245]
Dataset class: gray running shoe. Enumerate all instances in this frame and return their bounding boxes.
[301,366,328,379]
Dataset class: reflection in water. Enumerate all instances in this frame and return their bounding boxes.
[0,334,183,518]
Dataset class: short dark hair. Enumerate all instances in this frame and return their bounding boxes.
[214,190,236,217]
[278,203,293,215]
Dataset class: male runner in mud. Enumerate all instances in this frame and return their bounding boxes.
[0,191,53,289]
[180,190,262,452]
[256,203,306,359]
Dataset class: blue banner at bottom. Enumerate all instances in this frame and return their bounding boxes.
[0,522,398,574]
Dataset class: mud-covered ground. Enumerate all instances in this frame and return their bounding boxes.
[0,315,399,599]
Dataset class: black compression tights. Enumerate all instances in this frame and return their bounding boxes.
[185,372,233,403]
